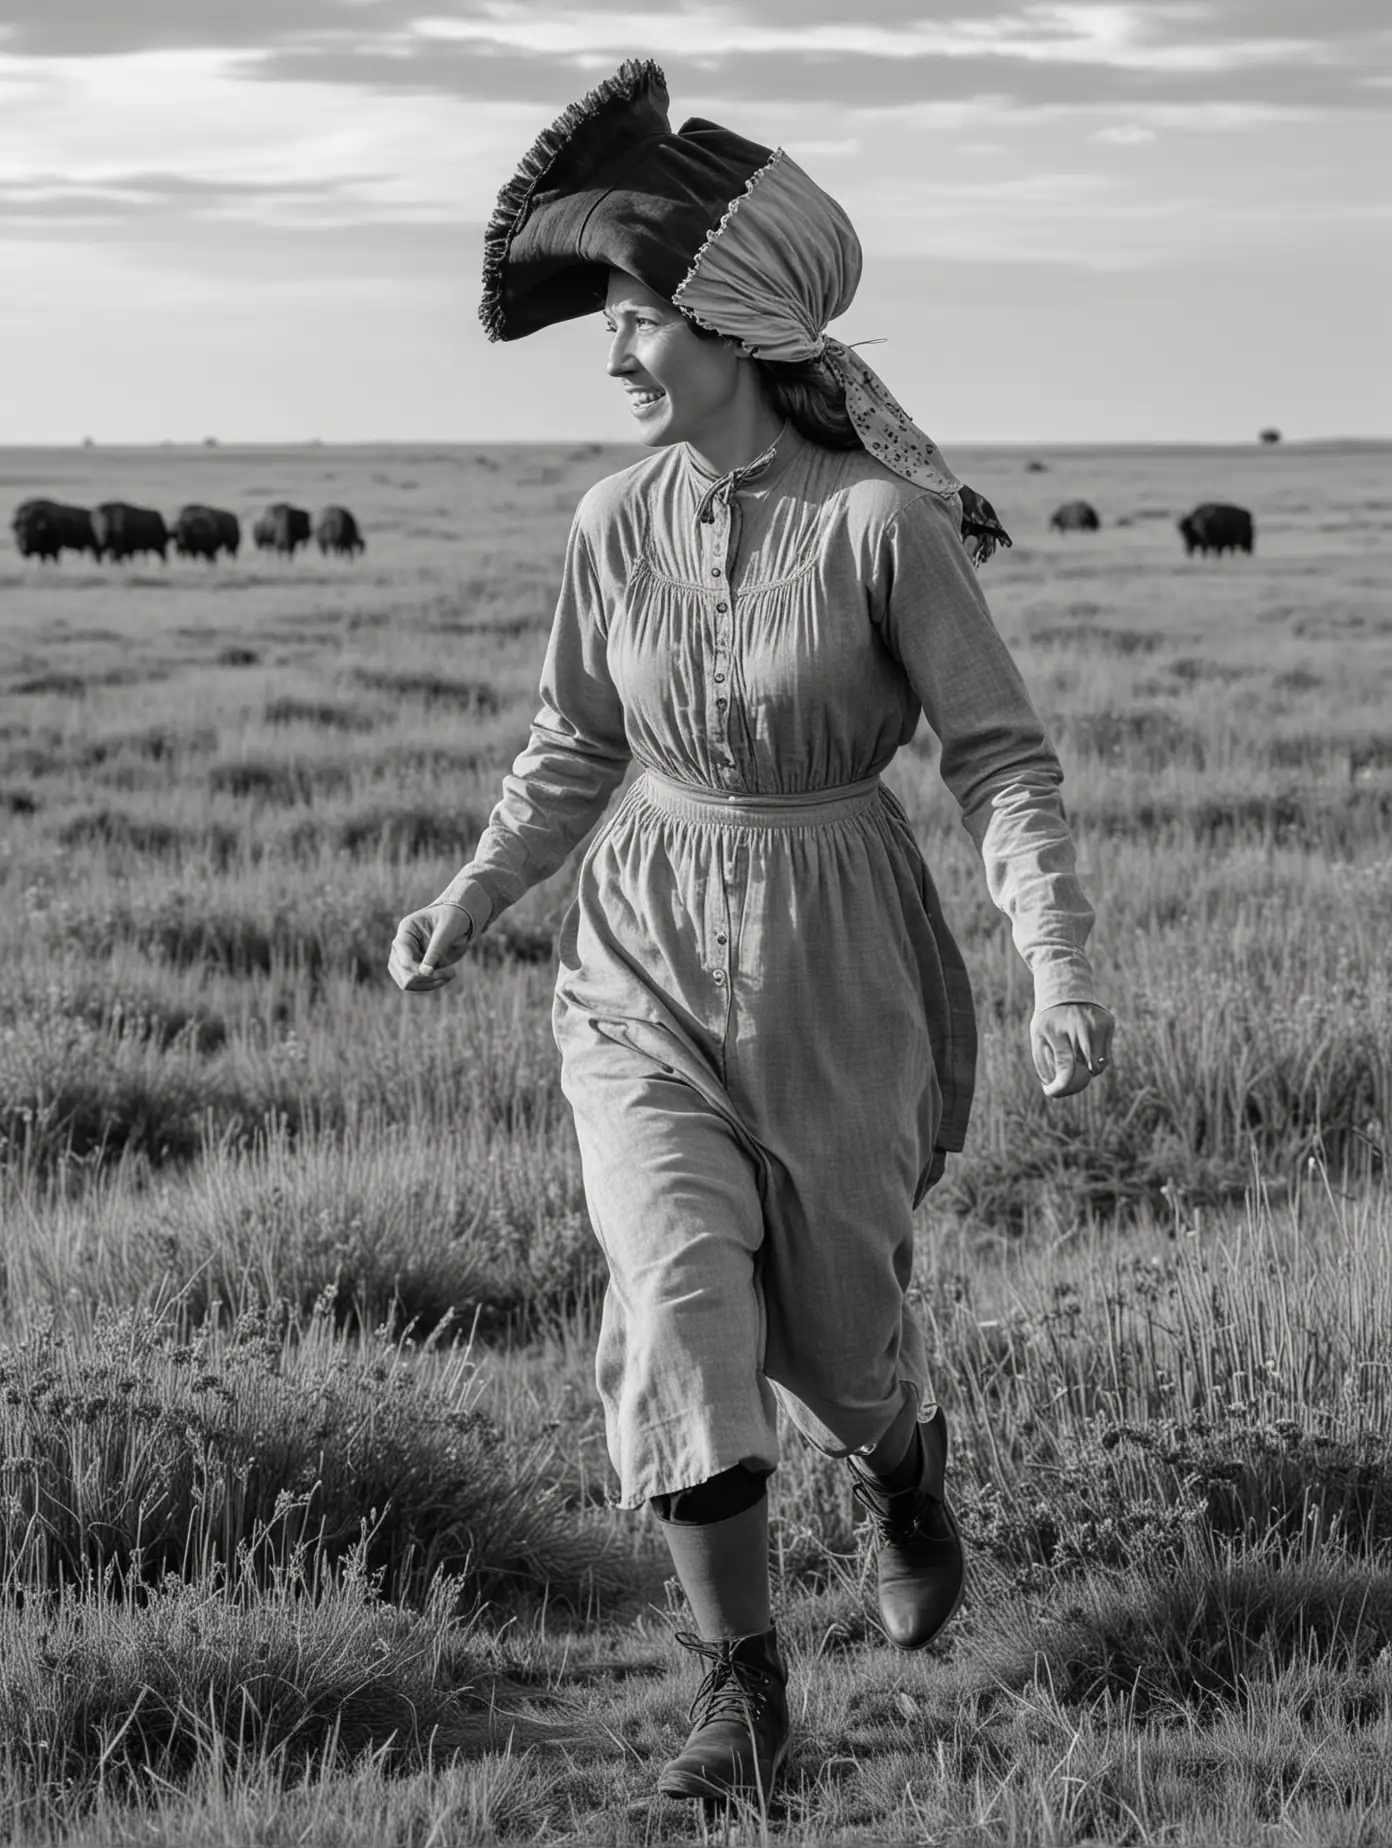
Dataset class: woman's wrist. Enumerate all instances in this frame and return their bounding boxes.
[429,882,491,937]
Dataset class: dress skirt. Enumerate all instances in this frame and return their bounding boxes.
[555,767,962,1509]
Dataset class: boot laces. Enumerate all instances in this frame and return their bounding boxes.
[849,1474,940,1547]
[675,1632,770,1727]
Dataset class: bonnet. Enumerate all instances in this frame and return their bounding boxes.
[480,58,1009,563]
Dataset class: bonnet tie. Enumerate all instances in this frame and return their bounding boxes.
[692,426,784,529]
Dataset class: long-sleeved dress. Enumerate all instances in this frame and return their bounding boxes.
[434,424,1097,1508]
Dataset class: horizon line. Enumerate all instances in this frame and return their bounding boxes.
[4,435,1390,453]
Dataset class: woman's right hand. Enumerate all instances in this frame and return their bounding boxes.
[389,904,474,993]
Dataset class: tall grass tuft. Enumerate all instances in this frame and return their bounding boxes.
[0,1302,615,1608]
[0,1549,518,1817]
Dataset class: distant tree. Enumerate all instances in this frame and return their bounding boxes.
[203,435,219,447]
[1259,427,1282,445]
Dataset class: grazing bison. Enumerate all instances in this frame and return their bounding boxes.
[253,501,311,557]
[12,498,99,562]
[213,507,241,557]
[1178,502,1254,557]
[1050,499,1101,533]
[92,501,168,563]
[172,504,220,562]
[172,504,240,562]
[315,505,365,558]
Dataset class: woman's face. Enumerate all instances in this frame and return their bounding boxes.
[603,270,741,450]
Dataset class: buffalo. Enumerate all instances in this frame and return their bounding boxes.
[316,505,365,558]
[253,502,311,557]
[12,498,99,562]
[213,507,241,557]
[1050,499,1101,533]
[173,503,241,562]
[172,504,220,562]
[1178,502,1254,557]
[92,501,168,563]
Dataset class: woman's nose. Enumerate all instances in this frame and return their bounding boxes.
[606,330,633,376]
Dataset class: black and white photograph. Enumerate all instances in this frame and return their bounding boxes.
[1,4,1389,1841]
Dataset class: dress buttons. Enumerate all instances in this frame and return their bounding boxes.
[716,602,728,613]
[716,932,727,945]
[713,969,727,985]
[711,567,722,578]
[714,672,725,683]
[716,697,727,710]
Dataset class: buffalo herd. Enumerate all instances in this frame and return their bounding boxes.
[11,498,366,565]
[1047,495,1255,554]
[13,481,1254,564]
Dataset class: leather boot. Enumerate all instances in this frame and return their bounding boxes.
[848,1405,966,1651]
[656,1626,790,1804]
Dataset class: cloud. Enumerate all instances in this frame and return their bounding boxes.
[0,0,415,58]
[0,49,541,224]
[244,13,1387,118]
[0,170,376,208]
[2,1,1387,114]
[1,5,1386,304]
[234,45,1383,119]
[4,0,1387,58]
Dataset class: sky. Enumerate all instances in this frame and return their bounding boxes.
[1,1,1388,445]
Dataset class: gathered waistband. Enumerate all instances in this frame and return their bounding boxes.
[637,767,883,829]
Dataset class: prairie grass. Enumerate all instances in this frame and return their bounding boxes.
[0,1552,537,1831]
[0,437,1389,1842]
[0,1300,616,1607]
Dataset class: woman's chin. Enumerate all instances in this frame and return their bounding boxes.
[635,415,681,448]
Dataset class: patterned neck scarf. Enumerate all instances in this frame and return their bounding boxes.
[672,147,1010,566]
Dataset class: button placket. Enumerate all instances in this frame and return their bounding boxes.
[706,495,735,781]
[711,832,734,999]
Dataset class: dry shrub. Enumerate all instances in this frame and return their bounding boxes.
[347,668,501,715]
[58,809,241,867]
[208,757,354,804]
[264,696,376,732]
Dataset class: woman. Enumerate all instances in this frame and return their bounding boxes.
[390,59,1113,1805]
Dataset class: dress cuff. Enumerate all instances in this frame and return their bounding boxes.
[1030,956,1102,1017]
[430,878,492,940]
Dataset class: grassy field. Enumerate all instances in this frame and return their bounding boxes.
[0,437,1389,1844]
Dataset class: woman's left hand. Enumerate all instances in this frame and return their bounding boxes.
[1030,1003,1115,1098]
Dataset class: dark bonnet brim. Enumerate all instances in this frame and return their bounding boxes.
[480,57,669,342]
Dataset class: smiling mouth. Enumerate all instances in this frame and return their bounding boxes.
[626,389,666,410]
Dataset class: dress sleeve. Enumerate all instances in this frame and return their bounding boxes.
[431,510,631,936]
[876,493,1099,1015]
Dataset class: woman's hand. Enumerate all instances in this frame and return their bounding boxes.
[1030,1002,1115,1098]
[389,904,474,993]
